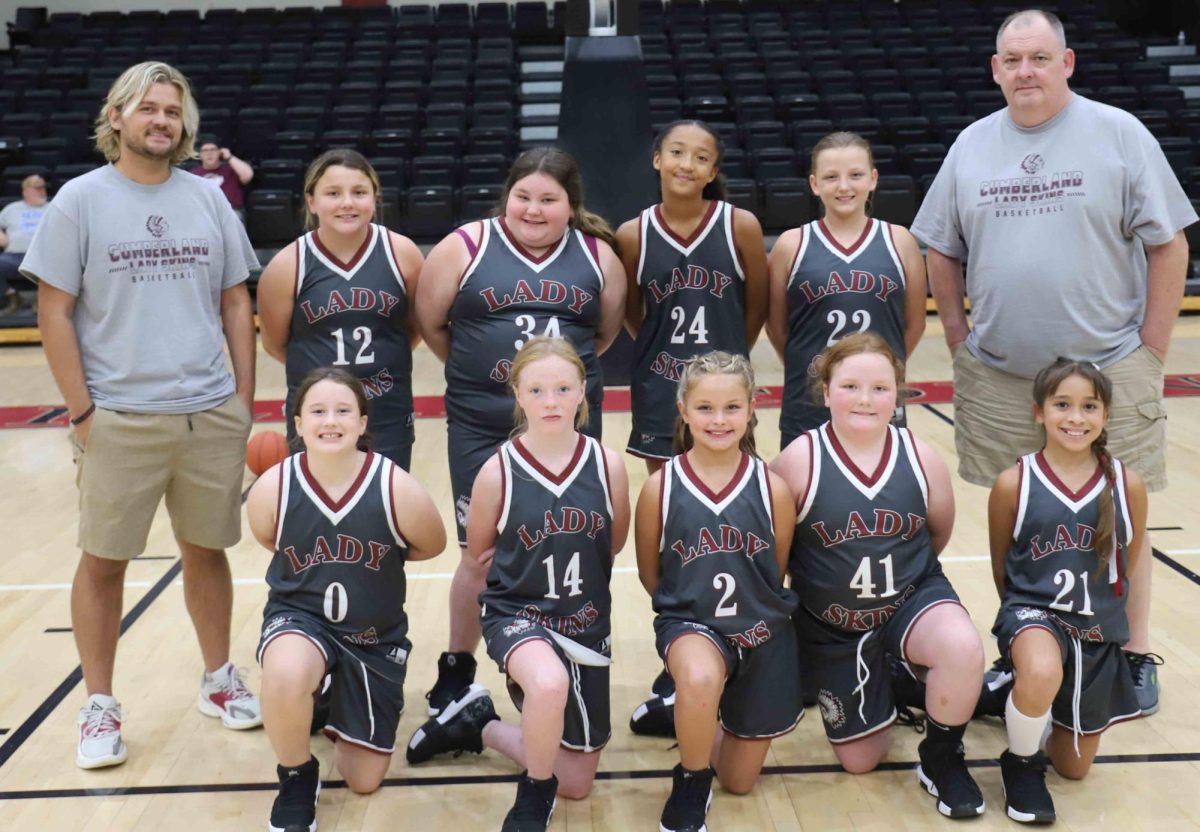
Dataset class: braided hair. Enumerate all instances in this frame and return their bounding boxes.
[672,351,758,458]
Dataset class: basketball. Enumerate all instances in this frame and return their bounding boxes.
[246,430,290,476]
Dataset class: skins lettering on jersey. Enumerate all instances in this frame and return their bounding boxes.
[446,218,606,435]
[631,201,749,438]
[655,453,796,648]
[782,219,908,436]
[1005,452,1133,643]
[285,224,414,446]
[790,424,937,632]
[480,434,615,643]
[267,452,410,647]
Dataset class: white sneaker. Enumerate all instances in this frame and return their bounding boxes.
[198,662,263,730]
[76,694,128,769]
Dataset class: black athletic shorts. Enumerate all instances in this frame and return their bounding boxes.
[794,572,959,744]
[993,603,1142,734]
[626,429,674,462]
[257,607,409,753]
[655,618,804,739]
[482,614,611,752]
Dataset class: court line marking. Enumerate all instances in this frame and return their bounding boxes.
[0,561,182,770]
[4,549,1200,593]
[0,751,1197,801]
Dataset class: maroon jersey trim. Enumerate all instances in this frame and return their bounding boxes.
[678,450,751,504]
[1034,451,1103,503]
[298,450,375,513]
[312,224,375,272]
[512,433,587,485]
[817,217,874,257]
[497,216,565,265]
[653,199,718,248]
[825,425,893,487]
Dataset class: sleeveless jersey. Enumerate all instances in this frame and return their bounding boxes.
[267,451,410,647]
[446,218,606,435]
[1004,452,1133,644]
[790,423,936,632]
[285,224,414,449]
[781,219,908,437]
[631,201,748,437]
[480,434,614,644]
[654,453,796,648]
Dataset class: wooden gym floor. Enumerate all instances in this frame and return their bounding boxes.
[0,318,1198,831]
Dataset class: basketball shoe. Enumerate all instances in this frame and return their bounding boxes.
[198,662,263,729]
[269,756,320,832]
[917,734,985,818]
[975,656,1014,720]
[426,651,477,716]
[659,764,714,832]
[406,683,497,764]
[1125,651,1164,716]
[76,693,128,769]
[630,669,676,738]
[501,772,558,832]
[1000,750,1056,824]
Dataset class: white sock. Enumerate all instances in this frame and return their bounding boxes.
[1005,691,1051,757]
[87,693,118,708]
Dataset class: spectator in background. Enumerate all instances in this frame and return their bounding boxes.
[190,136,253,220]
[0,174,49,314]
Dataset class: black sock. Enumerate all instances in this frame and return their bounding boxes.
[924,715,967,747]
[278,756,318,779]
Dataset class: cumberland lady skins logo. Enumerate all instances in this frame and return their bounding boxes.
[978,155,1085,217]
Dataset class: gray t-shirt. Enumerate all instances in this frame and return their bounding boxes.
[21,164,259,413]
[911,94,1197,378]
[0,199,48,253]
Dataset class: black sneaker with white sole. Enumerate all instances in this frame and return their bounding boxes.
[406,683,497,764]
[501,772,558,832]
[1000,750,1056,824]
[425,651,477,716]
[630,669,677,738]
[975,656,1014,720]
[269,757,320,832]
[659,764,714,832]
[916,738,985,819]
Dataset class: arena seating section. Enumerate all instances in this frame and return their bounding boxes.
[2,0,1199,255]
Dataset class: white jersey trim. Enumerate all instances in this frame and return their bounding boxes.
[576,228,605,290]
[647,199,724,257]
[274,456,294,549]
[293,239,307,298]
[507,436,594,498]
[897,427,928,509]
[796,430,821,523]
[458,219,492,290]
[305,224,382,281]
[659,460,674,551]
[588,437,615,519]
[672,453,758,516]
[754,458,774,526]
[1030,454,1107,514]
[295,451,383,526]
[811,218,880,265]
[1014,455,1032,542]
[375,224,407,294]
[494,217,572,274]
[819,423,900,502]
[497,444,515,533]
[635,208,652,288]
[786,223,813,290]
[378,457,409,548]
[721,202,746,281]
[879,221,907,290]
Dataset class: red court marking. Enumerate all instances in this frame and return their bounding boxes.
[3,376,1199,429]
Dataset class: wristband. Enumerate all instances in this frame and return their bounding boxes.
[70,403,95,425]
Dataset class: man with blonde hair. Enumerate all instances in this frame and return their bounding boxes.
[21,62,262,769]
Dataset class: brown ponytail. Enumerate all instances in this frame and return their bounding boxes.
[1092,430,1117,577]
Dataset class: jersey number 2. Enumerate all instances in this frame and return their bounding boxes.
[826,309,871,346]
[713,572,738,617]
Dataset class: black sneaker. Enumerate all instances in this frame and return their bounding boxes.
[630,670,676,738]
[501,772,558,832]
[916,738,985,818]
[269,757,320,832]
[659,763,714,832]
[1125,651,1164,716]
[426,651,477,716]
[406,683,497,764]
[975,656,1014,720]
[1000,750,1056,824]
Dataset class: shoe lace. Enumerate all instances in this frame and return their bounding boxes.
[1127,651,1164,684]
[895,705,926,734]
[220,666,255,701]
[82,703,121,738]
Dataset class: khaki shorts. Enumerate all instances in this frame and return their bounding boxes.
[72,395,253,559]
[952,344,1167,491]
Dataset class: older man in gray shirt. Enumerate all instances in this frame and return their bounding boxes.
[23,62,262,770]
[912,7,1193,740]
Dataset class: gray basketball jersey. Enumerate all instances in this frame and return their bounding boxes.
[782,219,908,437]
[790,424,937,632]
[266,452,410,647]
[446,218,606,435]
[1005,452,1133,643]
[285,224,414,448]
[655,453,797,648]
[631,201,748,437]
[480,434,614,644]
